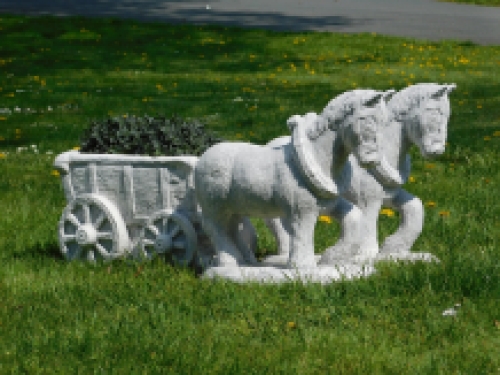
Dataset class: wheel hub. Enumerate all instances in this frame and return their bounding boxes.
[76,225,97,246]
[154,234,172,253]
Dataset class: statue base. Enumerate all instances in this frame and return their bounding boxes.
[202,263,376,284]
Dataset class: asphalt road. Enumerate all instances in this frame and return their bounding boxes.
[1,0,500,45]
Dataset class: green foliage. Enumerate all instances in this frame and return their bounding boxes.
[79,114,224,156]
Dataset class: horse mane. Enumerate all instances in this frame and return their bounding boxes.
[389,83,451,122]
[307,89,382,140]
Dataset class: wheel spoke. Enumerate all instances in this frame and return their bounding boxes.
[147,225,160,237]
[97,232,113,240]
[94,213,106,229]
[95,243,110,258]
[161,217,170,232]
[67,214,81,227]
[142,239,155,246]
[61,234,77,243]
[169,224,181,238]
[83,203,91,224]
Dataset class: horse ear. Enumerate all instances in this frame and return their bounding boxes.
[287,115,301,131]
[363,92,384,107]
[383,89,396,103]
[446,83,457,93]
[431,84,456,99]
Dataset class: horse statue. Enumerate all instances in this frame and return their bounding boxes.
[265,83,456,265]
[194,89,394,269]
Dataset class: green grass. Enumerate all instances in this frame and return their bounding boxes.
[0,13,499,374]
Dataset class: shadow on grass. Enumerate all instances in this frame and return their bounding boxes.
[11,241,65,262]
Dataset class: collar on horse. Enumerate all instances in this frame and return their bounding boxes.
[291,115,339,199]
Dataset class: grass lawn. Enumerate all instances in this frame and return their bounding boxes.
[0,13,499,374]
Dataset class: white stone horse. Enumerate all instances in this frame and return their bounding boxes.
[195,90,393,269]
[266,83,456,265]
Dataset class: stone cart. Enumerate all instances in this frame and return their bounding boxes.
[53,150,215,266]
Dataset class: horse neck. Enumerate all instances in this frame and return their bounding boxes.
[383,119,410,168]
[309,128,348,179]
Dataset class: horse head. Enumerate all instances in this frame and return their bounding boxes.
[321,89,395,168]
[390,83,456,158]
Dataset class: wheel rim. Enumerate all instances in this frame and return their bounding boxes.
[59,194,129,262]
[139,210,197,265]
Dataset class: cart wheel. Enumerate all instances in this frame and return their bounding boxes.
[138,209,197,266]
[58,194,130,262]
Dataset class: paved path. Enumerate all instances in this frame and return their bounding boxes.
[1,0,500,45]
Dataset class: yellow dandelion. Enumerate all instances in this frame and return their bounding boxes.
[156,84,163,90]
[73,146,80,150]
[380,208,395,217]
[484,136,491,141]
[409,176,416,183]
[439,210,450,217]
[493,131,500,137]
[426,201,436,208]
[0,136,4,141]
[424,163,435,169]
[287,321,297,329]
[0,117,6,121]
[318,215,333,224]
[15,129,21,134]
[0,152,6,158]
[235,133,243,138]
[51,170,60,177]
[477,104,482,109]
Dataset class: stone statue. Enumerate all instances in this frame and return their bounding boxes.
[195,89,394,269]
[265,83,456,265]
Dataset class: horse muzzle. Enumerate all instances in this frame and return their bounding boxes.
[421,142,446,158]
[357,148,380,168]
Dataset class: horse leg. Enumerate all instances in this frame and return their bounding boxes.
[319,197,369,265]
[258,217,294,267]
[264,217,290,256]
[283,210,318,268]
[200,210,246,267]
[357,199,383,259]
[230,216,258,266]
[379,189,425,257]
